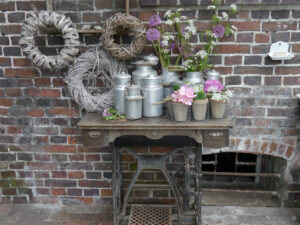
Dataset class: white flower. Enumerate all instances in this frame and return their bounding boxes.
[165,10,172,18]
[180,16,187,20]
[209,32,218,39]
[230,4,237,11]
[162,49,170,54]
[207,5,216,10]
[177,8,184,12]
[187,19,194,25]
[211,92,222,101]
[186,25,197,35]
[183,32,191,39]
[231,25,237,32]
[174,17,181,23]
[196,50,207,59]
[161,39,169,47]
[211,41,217,46]
[168,35,175,40]
[222,12,228,20]
[166,20,173,25]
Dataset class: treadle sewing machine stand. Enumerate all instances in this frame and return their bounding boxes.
[78,113,232,225]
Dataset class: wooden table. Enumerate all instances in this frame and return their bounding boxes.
[78,113,232,225]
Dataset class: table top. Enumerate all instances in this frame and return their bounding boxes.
[78,113,233,130]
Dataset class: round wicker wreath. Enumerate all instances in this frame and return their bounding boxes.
[19,11,80,71]
[65,48,127,112]
[101,13,146,60]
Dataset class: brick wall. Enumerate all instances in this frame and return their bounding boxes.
[0,0,299,206]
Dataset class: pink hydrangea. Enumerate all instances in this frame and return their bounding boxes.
[171,85,196,106]
[204,80,224,93]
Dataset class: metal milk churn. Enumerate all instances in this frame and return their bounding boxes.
[161,68,179,99]
[114,72,131,114]
[132,59,158,86]
[142,75,163,117]
[183,71,205,86]
[205,69,220,81]
[125,85,144,120]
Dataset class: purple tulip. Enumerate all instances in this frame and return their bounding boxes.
[146,28,161,42]
[204,80,224,93]
[213,25,225,38]
[149,15,162,27]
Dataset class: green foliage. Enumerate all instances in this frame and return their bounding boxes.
[102,108,125,121]
[194,90,207,100]
[173,84,180,91]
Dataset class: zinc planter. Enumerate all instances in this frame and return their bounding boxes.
[210,100,227,119]
[192,98,208,121]
[172,102,188,122]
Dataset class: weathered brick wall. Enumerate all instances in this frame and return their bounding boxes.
[0,0,299,206]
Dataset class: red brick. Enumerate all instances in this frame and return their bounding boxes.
[276,66,300,75]
[0,25,21,34]
[0,57,11,67]
[6,88,21,97]
[33,136,49,145]
[232,21,260,31]
[139,11,156,21]
[13,58,31,67]
[25,89,60,98]
[68,136,82,145]
[47,108,79,117]
[5,68,39,78]
[95,0,113,9]
[35,188,50,195]
[7,126,22,134]
[101,189,112,196]
[69,154,84,161]
[68,171,84,179]
[34,171,50,178]
[44,145,76,153]
[74,197,93,204]
[34,78,51,87]
[150,146,173,153]
[52,171,67,178]
[214,45,250,54]
[0,108,8,116]
[241,108,266,117]
[264,76,281,86]
[27,162,57,170]
[121,154,135,162]
[224,56,242,65]
[255,34,270,43]
[27,109,44,117]
[238,10,249,19]
[195,21,212,31]
[214,67,233,75]
[0,98,13,107]
[285,146,294,158]
[262,22,297,31]
[269,142,278,153]
[53,78,64,87]
[234,66,273,75]
[78,180,110,188]
[51,188,66,196]
[261,142,269,153]
[85,154,101,161]
[0,2,15,11]
[283,76,300,85]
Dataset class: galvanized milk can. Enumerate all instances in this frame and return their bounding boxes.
[161,68,179,99]
[142,75,163,117]
[132,62,157,86]
[114,72,131,114]
[183,71,205,86]
[206,69,220,81]
[125,85,144,120]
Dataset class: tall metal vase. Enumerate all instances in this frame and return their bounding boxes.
[161,68,179,99]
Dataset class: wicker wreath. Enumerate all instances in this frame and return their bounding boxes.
[19,11,80,71]
[101,13,146,60]
[65,48,127,112]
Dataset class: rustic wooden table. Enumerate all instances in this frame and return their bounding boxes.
[78,113,232,225]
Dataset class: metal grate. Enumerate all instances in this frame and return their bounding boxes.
[129,205,171,225]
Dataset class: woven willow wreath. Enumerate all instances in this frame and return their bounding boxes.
[101,13,146,60]
[65,48,127,112]
[19,11,80,71]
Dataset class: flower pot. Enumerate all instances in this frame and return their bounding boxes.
[210,100,227,119]
[192,98,208,121]
[172,102,188,122]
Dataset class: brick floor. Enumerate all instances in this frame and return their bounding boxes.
[0,204,299,225]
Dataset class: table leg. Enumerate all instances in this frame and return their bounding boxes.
[195,143,202,225]
[112,143,122,225]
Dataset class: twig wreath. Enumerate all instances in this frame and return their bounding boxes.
[19,11,80,71]
[101,13,147,60]
[65,48,127,112]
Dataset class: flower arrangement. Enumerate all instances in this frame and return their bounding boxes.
[171,85,196,105]
[204,79,232,102]
[146,0,238,71]
[102,108,125,120]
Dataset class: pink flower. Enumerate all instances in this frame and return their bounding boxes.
[171,85,196,105]
[149,15,162,27]
[204,80,224,93]
[102,109,112,117]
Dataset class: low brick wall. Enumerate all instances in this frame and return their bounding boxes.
[0,0,299,207]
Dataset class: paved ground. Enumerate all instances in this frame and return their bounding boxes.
[0,204,299,225]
